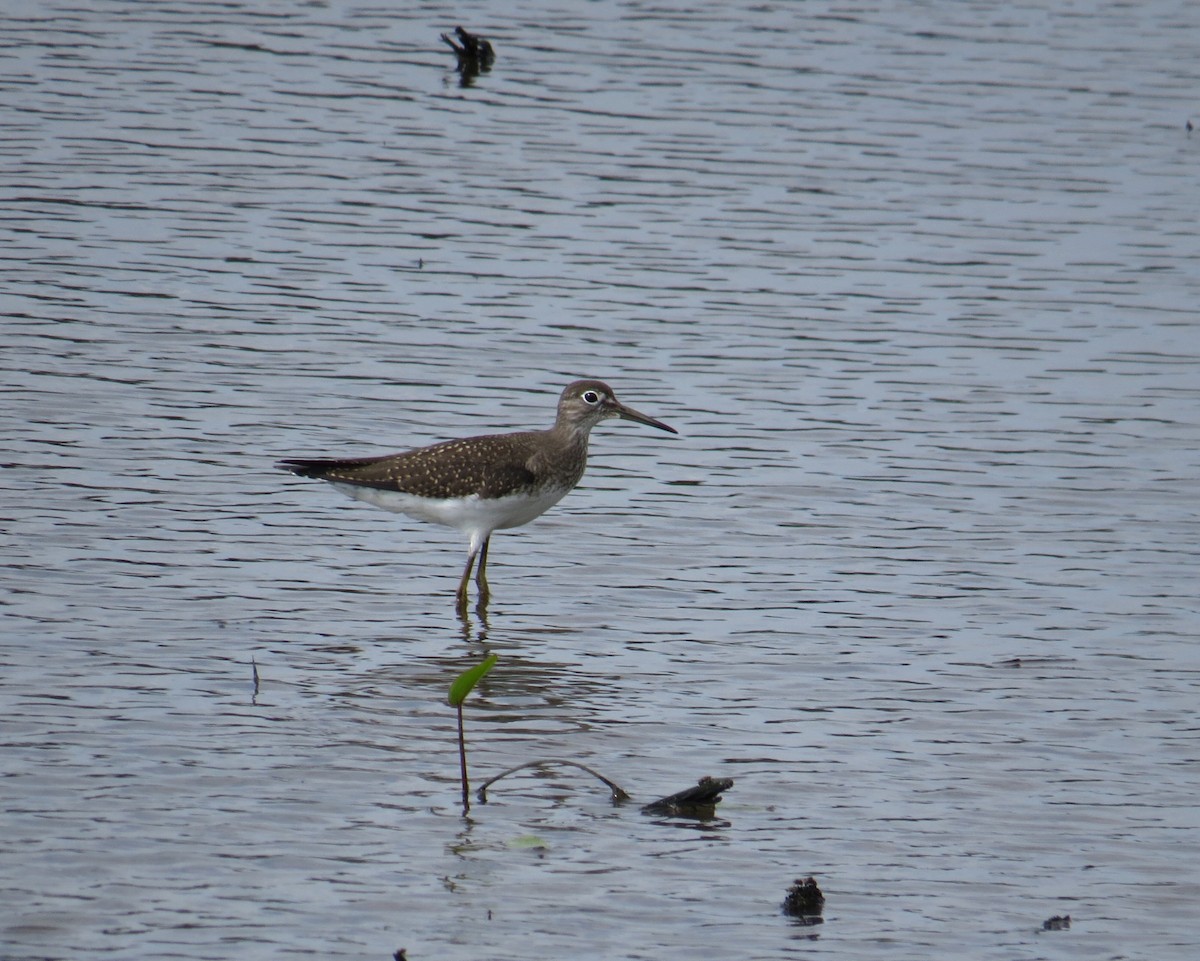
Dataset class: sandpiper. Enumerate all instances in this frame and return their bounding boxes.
[277,380,676,611]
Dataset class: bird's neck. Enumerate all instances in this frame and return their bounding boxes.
[547,417,596,449]
[533,422,594,484]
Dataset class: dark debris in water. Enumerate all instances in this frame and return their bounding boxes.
[440,25,495,84]
[782,876,825,925]
[640,776,733,817]
[1042,914,1071,931]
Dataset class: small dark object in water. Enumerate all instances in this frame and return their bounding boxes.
[782,877,825,923]
[441,26,495,70]
[640,776,733,817]
[393,950,408,961]
[1042,914,1071,931]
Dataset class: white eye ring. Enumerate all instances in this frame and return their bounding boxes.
[582,390,601,404]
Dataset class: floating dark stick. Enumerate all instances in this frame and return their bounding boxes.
[640,776,734,817]
[781,876,825,924]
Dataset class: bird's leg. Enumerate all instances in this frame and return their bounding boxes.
[456,548,477,615]
[475,537,491,602]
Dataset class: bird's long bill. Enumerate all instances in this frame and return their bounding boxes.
[611,400,678,434]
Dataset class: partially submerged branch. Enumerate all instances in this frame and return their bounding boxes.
[476,759,631,804]
[476,764,735,821]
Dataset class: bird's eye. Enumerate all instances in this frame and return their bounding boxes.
[582,390,600,404]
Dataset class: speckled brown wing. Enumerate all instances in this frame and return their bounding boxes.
[277,432,546,500]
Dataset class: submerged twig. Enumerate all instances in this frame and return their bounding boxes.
[476,759,631,804]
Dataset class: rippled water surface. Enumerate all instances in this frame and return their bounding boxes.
[3,1,1199,959]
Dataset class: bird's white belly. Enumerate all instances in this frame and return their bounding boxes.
[330,482,572,536]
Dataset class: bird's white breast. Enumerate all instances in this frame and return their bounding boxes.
[330,482,573,537]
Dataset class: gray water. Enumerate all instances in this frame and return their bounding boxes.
[3,1,1199,959]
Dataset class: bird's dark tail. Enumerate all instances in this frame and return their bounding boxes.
[276,457,346,479]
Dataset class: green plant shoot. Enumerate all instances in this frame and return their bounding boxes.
[449,653,498,707]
